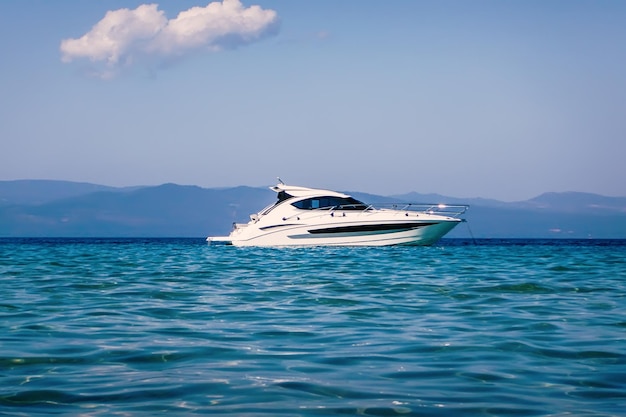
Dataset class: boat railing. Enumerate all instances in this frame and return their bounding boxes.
[279,202,468,222]
[373,203,469,218]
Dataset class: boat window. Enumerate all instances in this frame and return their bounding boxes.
[259,191,293,216]
[277,191,292,202]
[291,196,368,210]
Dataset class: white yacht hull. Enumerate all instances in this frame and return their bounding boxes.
[209,218,462,247]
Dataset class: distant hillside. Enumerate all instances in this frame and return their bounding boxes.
[0,179,134,206]
[393,191,626,212]
[0,180,624,238]
[521,192,626,213]
[388,190,626,239]
[0,182,273,237]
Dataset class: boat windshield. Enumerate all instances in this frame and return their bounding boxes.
[258,191,294,216]
[291,196,368,210]
[277,191,291,202]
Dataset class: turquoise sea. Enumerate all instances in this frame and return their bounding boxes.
[1,238,625,416]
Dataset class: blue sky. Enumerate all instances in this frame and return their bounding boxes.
[1,0,625,201]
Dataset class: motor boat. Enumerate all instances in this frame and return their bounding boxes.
[207,181,468,247]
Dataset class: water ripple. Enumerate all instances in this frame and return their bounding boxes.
[1,238,625,415]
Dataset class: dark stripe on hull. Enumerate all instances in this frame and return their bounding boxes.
[308,222,436,234]
[259,224,299,231]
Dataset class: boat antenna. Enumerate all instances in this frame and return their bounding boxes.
[277,177,285,185]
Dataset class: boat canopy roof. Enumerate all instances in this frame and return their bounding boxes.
[270,183,350,199]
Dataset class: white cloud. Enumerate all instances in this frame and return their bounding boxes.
[60,0,278,77]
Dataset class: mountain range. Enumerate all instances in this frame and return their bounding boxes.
[1,180,625,238]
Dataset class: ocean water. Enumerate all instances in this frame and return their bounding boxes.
[1,238,625,416]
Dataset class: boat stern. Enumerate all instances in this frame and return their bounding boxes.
[206,236,233,245]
